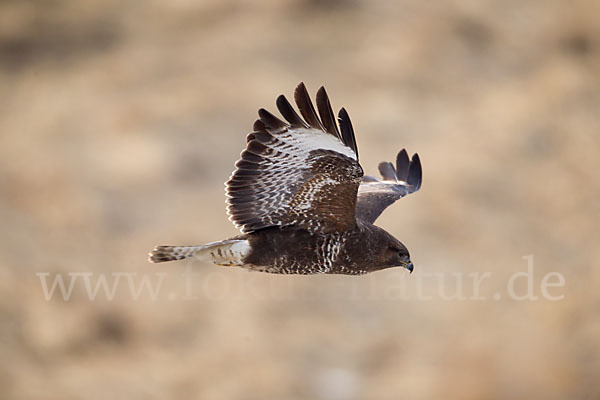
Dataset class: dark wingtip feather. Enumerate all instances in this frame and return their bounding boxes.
[252,120,266,133]
[378,162,397,181]
[294,82,324,130]
[338,107,358,160]
[395,149,410,181]
[276,94,307,128]
[316,86,341,139]
[258,108,287,130]
[407,153,422,190]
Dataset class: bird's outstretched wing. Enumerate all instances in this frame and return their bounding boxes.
[226,83,363,234]
[355,150,422,224]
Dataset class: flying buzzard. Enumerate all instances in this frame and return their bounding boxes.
[149,83,422,275]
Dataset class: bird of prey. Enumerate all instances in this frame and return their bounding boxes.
[149,83,422,275]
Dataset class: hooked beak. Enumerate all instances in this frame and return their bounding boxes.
[403,261,414,274]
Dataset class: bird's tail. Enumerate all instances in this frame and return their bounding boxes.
[148,239,250,265]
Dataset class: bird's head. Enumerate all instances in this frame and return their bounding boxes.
[382,241,413,273]
[366,225,414,273]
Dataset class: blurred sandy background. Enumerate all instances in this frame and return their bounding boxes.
[1,0,599,399]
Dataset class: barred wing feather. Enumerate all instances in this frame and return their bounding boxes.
[226,83,363,234]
